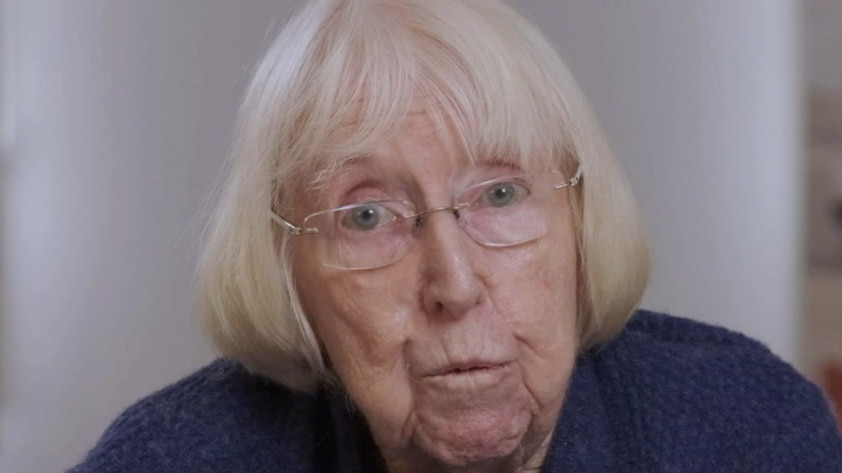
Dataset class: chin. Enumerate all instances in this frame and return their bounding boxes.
[421,437,525,470]
[421,417,529,464]
[407,376,542,471]
[405,417,550,473]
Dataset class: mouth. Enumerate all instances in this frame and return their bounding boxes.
[427,361,512,378]
[420,361,515,392]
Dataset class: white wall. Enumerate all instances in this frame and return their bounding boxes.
[0,1,802,472]
[0,1,285,472]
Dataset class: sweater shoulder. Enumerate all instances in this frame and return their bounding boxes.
[610,310,827,418]
[596,310,842,471]
[622,309,761,348]
[66,359,324,473]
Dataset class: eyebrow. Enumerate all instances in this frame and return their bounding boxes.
[307,153,379,191]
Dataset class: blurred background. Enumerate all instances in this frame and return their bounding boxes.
[0,0,840,471]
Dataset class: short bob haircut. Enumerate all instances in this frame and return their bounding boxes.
[198,0,649,392]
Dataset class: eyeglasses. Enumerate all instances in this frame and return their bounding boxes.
[271,166,582,270]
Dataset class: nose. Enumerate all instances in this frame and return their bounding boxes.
[417,209,483,319]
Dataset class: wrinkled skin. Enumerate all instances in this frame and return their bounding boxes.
[293,113,579,473]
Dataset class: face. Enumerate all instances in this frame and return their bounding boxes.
[292,112,579,473]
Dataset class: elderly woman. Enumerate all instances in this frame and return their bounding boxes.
[69,0,842,472]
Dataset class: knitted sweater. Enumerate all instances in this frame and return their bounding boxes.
[67,311,842,472]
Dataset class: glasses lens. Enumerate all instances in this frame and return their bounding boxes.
[457,172,562,247]
[304,201,415,270]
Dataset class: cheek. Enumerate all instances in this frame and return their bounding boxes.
[294,262,419,430]
[491,233,579,408]
[293,237,408,361]
[299,271,413,369]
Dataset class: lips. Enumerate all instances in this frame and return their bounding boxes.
[419,360,516,394]
[426,361,512,378]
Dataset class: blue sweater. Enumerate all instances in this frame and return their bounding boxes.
[67,311,842,472]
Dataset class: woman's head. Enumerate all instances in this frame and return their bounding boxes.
[199,0,648,467]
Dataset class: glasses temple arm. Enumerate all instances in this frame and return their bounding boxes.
[270,212,306,235]
[553,165,583,190]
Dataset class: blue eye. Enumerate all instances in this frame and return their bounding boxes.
[482,181,529,208]
[341,204,395,231]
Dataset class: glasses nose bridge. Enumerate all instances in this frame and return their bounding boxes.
[405,201,479,262]
[412,203,469,227]
[407,202,479,254]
